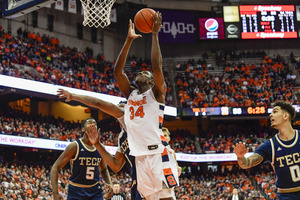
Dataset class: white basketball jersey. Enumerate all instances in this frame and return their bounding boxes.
[124,88,165,156]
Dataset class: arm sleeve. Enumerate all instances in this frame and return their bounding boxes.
[254,139,272,161]
[116,130,124,153]
[116,146,121,153]
[116,116,125,153]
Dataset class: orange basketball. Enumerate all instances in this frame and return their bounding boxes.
[134,8,156,33]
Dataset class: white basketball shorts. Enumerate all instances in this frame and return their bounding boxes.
[135,147,179,198]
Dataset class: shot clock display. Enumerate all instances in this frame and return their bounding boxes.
[239,5,297,39]
[247,107,266,115]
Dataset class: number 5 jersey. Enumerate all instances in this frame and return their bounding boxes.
[69,138,102,187]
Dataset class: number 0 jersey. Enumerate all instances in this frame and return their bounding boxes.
[124,88,165,156]
[255,130,300,194]
[69,138,102,187]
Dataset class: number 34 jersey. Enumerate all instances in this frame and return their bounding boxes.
[69,138,102,187]
[124,89,165,156]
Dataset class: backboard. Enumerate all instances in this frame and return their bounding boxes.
[2,0,56,19]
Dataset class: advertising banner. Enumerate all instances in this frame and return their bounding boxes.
[223,6,240,22]
[0,75,177,116]
[199,18,225,39]
[158,9,196,43]
[225,23,240,39]
[0,135,255,162]
[0,134,70,150]
[0,134,118,154]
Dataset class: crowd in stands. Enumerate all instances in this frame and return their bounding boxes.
[176,51,298,108]
[168,123,276,154]
[215,49,267,66]
[0,158,135,199]
[0,110,120,147]
[0,153,275,200]
[290,51,300,77]
[176,167,269,200]
[1,27,299,109]
[0,110,279,155]
[252,164,277,200]
[0,28,173,105]
[0,20,295,200]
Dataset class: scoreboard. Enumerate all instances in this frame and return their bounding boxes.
[239,5,297,39]
[183,105,300,117]
[191,107,268,116]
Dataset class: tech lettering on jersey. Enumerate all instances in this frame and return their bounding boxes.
[276,152,300,167]
[270,131,300,192]
[78,157,102,166]
[120,138,129,154]
[69,138,102,187]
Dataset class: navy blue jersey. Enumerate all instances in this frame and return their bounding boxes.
[255,130,300,197]
[117,129,143,200]
[67,183,103,200]
[69,138,102,187]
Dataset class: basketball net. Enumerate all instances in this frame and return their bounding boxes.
[80,0,116,28]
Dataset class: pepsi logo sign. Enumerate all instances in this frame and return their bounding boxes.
[205,18,219,32]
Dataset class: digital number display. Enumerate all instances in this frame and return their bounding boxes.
[183,105,300,117]
[247,107,266,115]
[191,107,267,116]
[239,5,297,39]
[192,107,221,116]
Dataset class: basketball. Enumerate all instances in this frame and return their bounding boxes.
[134,8,156,33]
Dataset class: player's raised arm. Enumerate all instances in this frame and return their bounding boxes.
[86,124,126,173]
[233,142,264,169]
[151,12,166,102]
[57,89,124,118]
[114,20,141,99]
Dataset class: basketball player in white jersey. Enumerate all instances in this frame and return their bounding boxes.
[161,127,182,199]
[114,12,179,200]
[162,127,182,177]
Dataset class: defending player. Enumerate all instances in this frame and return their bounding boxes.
[50,118,113,200]
[114,12,179,200]
[56,89,143,200]
[233,101,300,200]
[161,127,182,199]
[162,127,182,177]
